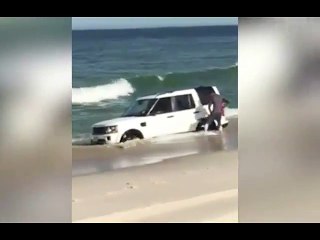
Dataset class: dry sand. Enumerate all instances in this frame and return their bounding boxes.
[73,150,238,223]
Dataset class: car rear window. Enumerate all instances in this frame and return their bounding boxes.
[195,86,215,105]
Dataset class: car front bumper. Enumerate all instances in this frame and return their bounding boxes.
[91,133,119,145]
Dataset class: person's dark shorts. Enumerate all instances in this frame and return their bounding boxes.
[207,112,222,130]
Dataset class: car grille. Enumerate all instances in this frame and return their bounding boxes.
[92,127,107,135]
[96,139,106,145]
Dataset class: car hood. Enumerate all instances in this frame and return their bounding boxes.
[92,116,145,127]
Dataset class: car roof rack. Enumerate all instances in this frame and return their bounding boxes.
[154,86,215,97]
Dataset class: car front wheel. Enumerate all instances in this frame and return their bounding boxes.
[120,130,144,143]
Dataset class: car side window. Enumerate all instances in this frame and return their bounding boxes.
[150,97,173,115]
[174,94,195,111]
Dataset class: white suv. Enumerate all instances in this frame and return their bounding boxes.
[91,86,229,144]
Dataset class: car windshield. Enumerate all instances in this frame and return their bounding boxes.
[123,98,157,117]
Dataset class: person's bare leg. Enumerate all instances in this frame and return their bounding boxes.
[205,115,213,132]
[204,123,209,132]
[218,119,223,132]
[215,114,223,132]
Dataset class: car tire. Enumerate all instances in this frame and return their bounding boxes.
[120,130,143,143]
[222,123,229,128]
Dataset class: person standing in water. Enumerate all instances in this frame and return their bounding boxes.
[204,92,228,132]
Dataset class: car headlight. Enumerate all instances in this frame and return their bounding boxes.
[106,125,118,133]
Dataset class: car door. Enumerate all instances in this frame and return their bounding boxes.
[193,86,219,122]
[148,97,177,136]
[172,94,198,133]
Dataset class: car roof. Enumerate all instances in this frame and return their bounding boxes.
[137,88,198,100]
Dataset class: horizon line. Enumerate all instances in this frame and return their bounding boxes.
[72,24,238,31]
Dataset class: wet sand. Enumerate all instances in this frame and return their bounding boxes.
[73,118,237,176]
[72,118,238,222]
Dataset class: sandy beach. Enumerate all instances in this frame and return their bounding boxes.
[72,118,238,223]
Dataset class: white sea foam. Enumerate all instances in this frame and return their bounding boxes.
[225,107,238,119]
[157,75,164,81]
[72,78,135,104]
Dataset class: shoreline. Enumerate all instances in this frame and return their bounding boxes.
[73,118,237,175]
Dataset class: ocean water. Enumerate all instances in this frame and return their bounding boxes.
[72,25,238,141]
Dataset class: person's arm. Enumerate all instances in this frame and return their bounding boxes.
[208,98,213,114]
[222,98,230,105]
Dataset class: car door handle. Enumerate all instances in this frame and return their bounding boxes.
[167,115,174,118]
[193,111,200,114]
